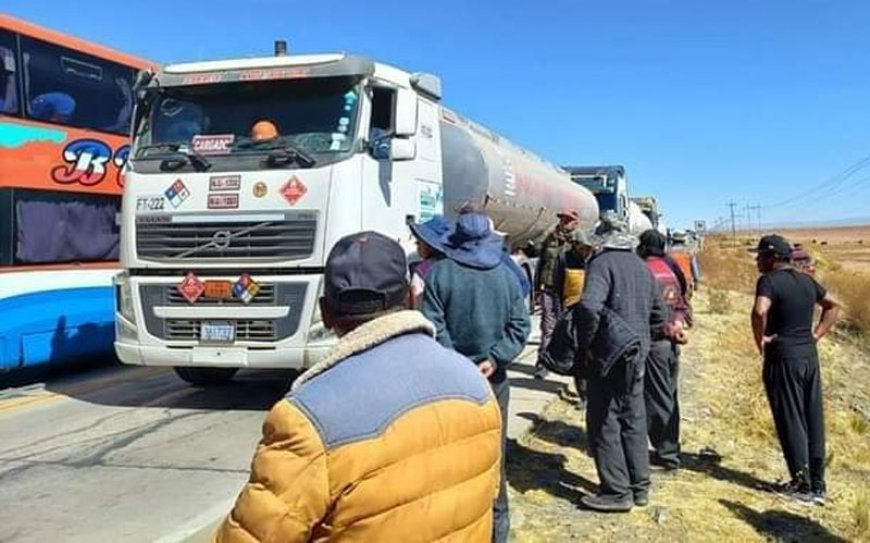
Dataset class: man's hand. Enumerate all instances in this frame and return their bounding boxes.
[757,335,775,355]
[478,360,496,379]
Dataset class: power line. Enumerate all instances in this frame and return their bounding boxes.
[762,152,870,210]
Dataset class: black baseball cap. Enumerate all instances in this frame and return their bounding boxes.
[751,234,792,258]
[324,231,409,316]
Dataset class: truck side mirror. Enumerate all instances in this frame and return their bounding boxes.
[369,136,415,161]
[393,88,418,137]
[390,138,416,161]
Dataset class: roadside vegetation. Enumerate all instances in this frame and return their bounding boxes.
[507,234,869,542]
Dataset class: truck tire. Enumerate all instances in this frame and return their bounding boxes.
[173,367,238,386]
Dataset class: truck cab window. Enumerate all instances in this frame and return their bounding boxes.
[370,86,395,141]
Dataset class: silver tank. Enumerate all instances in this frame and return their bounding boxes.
[439,109,599,248]
[628,200,653,234]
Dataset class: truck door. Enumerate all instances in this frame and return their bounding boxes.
[359,85,441,255]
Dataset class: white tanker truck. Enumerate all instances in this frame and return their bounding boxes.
[113,47,599,385]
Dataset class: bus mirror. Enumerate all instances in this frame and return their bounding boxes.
[393,88,418,137]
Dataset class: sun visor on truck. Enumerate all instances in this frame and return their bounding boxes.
[152,54,376,87]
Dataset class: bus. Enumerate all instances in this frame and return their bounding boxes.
[0,14,152,372]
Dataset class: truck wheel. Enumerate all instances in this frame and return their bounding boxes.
[173,367,238,386]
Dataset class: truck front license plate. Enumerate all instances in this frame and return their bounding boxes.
[201,321,235,343]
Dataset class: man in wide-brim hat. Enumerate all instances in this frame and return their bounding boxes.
[422,209,531,543]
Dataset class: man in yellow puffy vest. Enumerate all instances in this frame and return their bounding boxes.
[214,231,502,542]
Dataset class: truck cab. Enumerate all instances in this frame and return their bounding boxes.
[564,165,629,221]
[114,49,598,385]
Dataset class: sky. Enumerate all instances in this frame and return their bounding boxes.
[5,0,870,229]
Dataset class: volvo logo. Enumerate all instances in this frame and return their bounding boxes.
[212,230,232,250]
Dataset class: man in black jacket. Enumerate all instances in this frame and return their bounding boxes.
[575,221,667,512]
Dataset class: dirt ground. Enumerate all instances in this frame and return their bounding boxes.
[507,289,870,542]
[780,225,870,273]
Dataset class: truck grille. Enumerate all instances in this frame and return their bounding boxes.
[165,284,276,306]
[135,212,317,262]
[139,282,308,343]
[166,320,276,341]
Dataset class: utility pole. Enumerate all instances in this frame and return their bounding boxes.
[749,204,762,235]
[744,203,752,234]
[727,200,738,247]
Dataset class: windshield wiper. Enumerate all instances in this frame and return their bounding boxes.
[136,142,212,172]
[265,146,316,168]
[236,138,316,168]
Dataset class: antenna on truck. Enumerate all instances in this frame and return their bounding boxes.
[274,40,288,56]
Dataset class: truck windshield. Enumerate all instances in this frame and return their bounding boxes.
[132,76,361,169]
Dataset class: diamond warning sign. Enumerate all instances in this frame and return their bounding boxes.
[177,272,205,304]
[281,176,308,206]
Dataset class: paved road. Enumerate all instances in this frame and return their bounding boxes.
[0,327,569,542]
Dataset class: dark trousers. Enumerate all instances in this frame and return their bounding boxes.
[763,352,826,490]
[644,340,681,467]
[491,377,510,543]
[536,290,559,366]
[586,357,650,500]
[573,364,587,405]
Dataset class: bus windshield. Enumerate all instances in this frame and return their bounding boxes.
[133,76,362,169]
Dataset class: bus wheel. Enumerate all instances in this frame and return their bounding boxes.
[173,367,238,386]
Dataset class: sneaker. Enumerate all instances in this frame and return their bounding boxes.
[580,494,634,513]
[812,490,827,506]
[773,480,814,506]
[649,454,680,472]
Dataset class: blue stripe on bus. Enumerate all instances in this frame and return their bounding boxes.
[0,286,115,371]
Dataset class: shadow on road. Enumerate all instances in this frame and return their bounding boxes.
[720,499,848,542]
[2,361,295,412]
[0,356,120,391]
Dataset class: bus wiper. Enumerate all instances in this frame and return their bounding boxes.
[137,142,212,172]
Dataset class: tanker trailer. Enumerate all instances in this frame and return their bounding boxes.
[440,110,599,250]
[627,200,653,234]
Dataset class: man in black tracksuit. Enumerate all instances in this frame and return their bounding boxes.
[576,225,667,512]
[751,234,839,506]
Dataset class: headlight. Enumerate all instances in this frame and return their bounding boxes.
[113,272,136,324]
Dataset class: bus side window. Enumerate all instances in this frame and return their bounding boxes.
[0,29,20,116]
[0,189,12,266]
[20,36,135,135]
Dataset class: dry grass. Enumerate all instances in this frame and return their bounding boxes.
[697,238,758,294]
[824,270,870,337]
[854,489,870,541]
